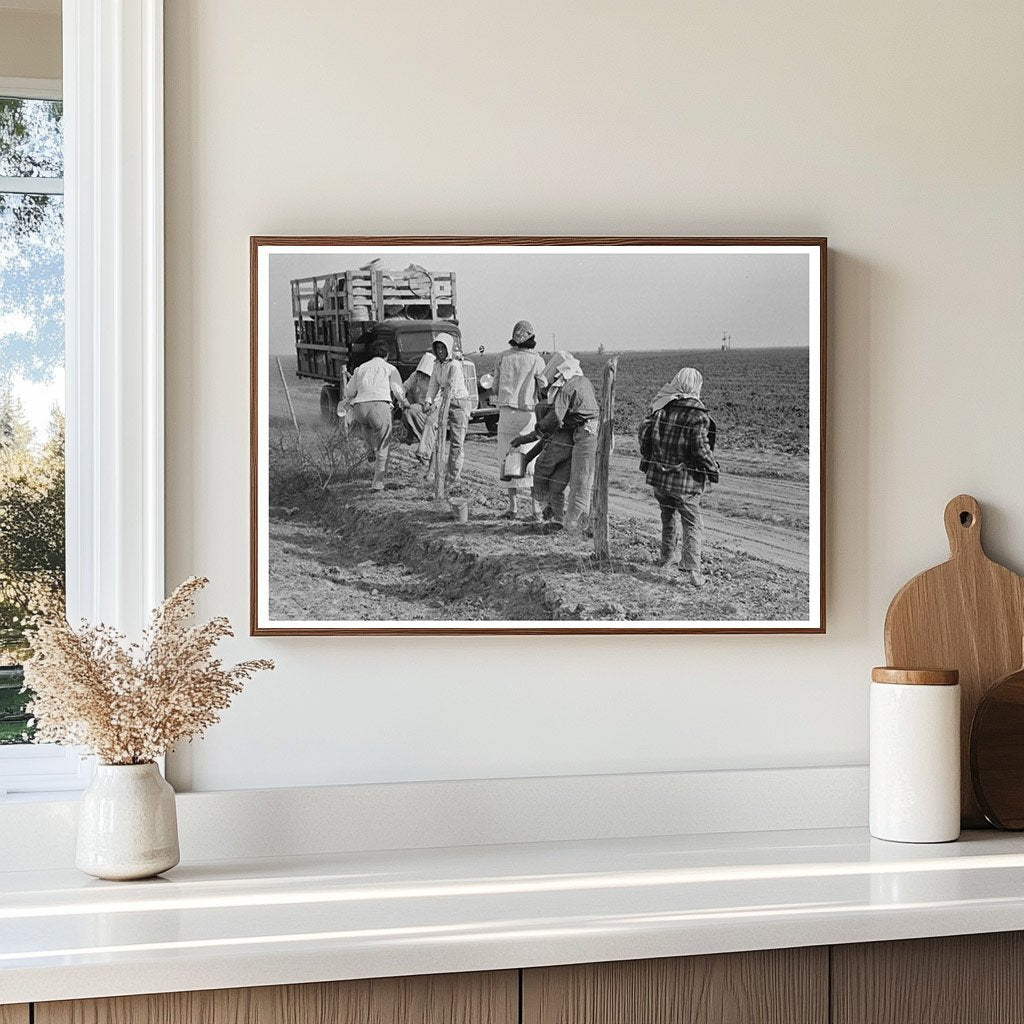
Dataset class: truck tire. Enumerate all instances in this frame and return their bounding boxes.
[320,384,340,426]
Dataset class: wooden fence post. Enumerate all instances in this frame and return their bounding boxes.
[593,356,618,564]
[337,367,350,436]
[432,386,452,502]
[276,357,300,440]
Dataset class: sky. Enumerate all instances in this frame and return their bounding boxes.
[1,97,64,445]
[268,249,811,357]
[12,368,62,440]
[1,285,63,445]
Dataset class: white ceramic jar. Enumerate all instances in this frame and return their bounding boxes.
[870,667,961,843]
[76,762,180,880]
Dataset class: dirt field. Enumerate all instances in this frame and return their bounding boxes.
[264,351,812,624]
[577,347,810,455]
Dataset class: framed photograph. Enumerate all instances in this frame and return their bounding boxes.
[250,236,826,635]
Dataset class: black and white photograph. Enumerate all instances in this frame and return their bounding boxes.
[251,238,825,634]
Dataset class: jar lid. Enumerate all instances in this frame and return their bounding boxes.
[871,667,959,686]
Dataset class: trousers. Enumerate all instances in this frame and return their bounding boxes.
[352,401,392,489]
[655,489,703,572]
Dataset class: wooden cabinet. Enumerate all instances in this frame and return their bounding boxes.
[832,932,1024,1024]
[522,948,828,1024]
[13,933,1024,1024]
[34,972,517,1024]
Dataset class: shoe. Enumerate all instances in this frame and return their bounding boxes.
[686,571,706,588]
[370,481,385,492]
[655,555,681,568]
[542,521,564,534]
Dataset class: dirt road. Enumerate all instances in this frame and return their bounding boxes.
[456,433,809,574]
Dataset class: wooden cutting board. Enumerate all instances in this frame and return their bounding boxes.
[884,494,1024,826]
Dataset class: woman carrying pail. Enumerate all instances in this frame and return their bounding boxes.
[493,320,547,519]
[511,351,599,532]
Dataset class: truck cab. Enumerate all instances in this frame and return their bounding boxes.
[323,320,500,435]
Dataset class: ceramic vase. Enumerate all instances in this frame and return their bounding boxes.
[76,762,180,880]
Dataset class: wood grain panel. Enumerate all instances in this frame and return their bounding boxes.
[0,1007,30,1024]
[522,948,828,1024]
[832,933,1024,1024]
[36,971,517,1024]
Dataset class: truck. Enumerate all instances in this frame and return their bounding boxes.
[290,264,499,438]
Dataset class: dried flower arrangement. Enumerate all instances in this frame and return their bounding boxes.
[23,577,273,765]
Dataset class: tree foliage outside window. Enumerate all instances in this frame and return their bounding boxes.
[0,95,65,744]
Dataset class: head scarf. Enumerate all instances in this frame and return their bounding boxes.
[651,367,703,412]
[510,319,535,347]
[542,351,583,388]
[414,352,436,376]
[432,331,461,361]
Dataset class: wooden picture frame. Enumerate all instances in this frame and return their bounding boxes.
[251,236,827,635]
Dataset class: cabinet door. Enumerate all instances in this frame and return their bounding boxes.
[0,1007,29,1024]
[832,932,1024,1024]
[523,948,828,1024]
[36,971,517,1024]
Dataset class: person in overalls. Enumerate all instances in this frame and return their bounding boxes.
[512,352,599,532]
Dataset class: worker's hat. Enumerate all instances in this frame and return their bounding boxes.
[510,320,535,347]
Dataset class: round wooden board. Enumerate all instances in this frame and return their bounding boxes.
[971,664,1024,829]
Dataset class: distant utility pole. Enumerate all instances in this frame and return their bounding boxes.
[552,331,557,352]
[721,331,732,352]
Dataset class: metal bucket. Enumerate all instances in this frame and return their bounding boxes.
[501,450,527,481]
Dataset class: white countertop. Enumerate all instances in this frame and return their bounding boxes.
[4,826,1024,1004]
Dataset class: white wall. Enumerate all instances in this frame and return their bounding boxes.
[163,1,1024,792]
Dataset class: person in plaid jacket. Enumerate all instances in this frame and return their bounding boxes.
[638,367,719,587]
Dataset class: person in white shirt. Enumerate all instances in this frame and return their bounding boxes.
[344,340,409,491]
[420,332,471,487]
[493,319,547,519]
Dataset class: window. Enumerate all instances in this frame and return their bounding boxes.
[0,79,82,795]
[1,8,167,797]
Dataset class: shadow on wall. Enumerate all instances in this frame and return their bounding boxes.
[827,249,873,637]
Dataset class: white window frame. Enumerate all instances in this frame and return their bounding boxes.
[0,0,165,797]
